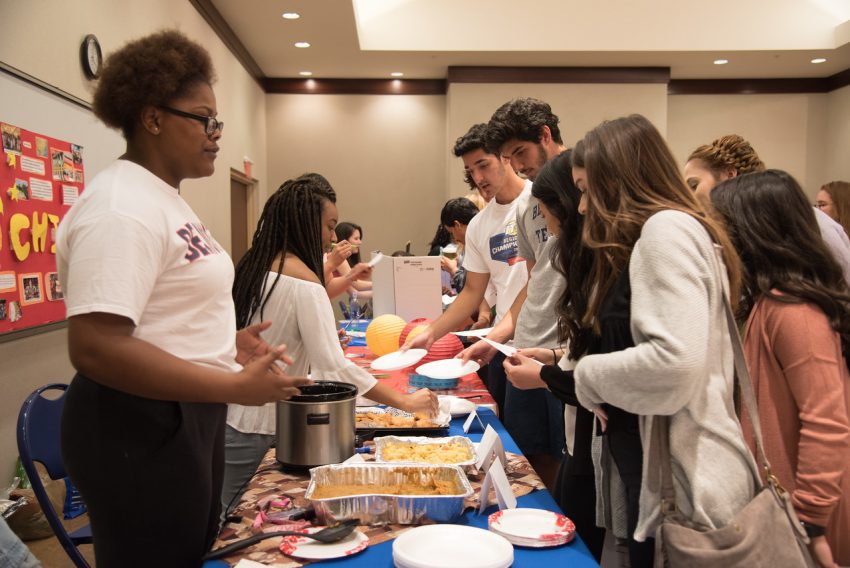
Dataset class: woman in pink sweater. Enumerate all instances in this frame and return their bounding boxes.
[712,169,850,567]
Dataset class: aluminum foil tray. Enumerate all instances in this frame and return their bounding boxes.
[305,463,473,525]
[373,436,477,467]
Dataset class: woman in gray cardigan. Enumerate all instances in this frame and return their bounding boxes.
[570,115,758,543]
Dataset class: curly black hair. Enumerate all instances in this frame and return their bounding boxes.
[452,123,489,158]
[93,30,216,140]
[486,98,563,153]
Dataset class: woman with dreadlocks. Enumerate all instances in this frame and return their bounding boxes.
[223,174,438,507]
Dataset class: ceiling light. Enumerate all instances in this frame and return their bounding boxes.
[811,57,827,64]
[713,59,729,65]
[391,72,404,77]
[294,41,311,48]
[282,12,300,19]
[299,71,313,76]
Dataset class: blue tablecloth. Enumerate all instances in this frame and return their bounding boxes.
[206,408,599,567]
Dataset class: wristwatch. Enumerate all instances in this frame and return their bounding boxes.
[800,521,826,537]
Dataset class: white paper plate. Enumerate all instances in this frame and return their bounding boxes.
[280,527,368,560]
[438,395,477,417]
[488,508,575,544]
[393,524,513,568]
[371,349,428,371]
[416,358,480,379]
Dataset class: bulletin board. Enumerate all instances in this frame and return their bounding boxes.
[0,122,83,333]
[0,64,123,338]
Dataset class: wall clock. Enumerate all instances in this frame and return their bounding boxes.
[80,34,102,80]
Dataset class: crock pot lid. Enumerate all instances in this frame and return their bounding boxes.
[289,381,357,402]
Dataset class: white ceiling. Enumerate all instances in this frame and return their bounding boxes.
[210,0,850,80]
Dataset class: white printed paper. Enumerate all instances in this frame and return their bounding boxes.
[29,178,53,201]
[20,156,45,176]
[62,184,79,205]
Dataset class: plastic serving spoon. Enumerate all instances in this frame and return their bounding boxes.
[202,519,359,560]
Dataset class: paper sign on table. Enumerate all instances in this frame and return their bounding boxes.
[342,453,366,464]
[463,408,486,433]
[475,424,506,471]
[478,456,517,514]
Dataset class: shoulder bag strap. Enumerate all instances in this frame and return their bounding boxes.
[657,245,776,516]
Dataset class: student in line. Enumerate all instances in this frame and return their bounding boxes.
[685,135,850,283]
[711,170,850,567]
[501,152,606,560]
[403,124,529,416]
[574,115,757,562]
[461,98,568,488]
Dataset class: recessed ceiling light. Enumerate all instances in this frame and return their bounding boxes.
[282,12,300,19]
[811,57,827,64]
[294,41,311,49]
[299,71,313,77]
[714,59,729,65]
[390,72,404,77]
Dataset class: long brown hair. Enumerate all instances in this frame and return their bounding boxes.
[573,115,741,329]
[711,170,850,359]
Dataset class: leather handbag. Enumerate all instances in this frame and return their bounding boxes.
[653,285,816,567]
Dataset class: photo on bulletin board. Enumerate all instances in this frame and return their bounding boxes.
[46,272,63,301]
[19,273,44,306]
[1,123,21,154]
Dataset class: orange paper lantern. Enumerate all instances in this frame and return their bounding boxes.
[365,314,407,356]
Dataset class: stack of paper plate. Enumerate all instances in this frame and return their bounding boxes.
[393,524,513,568]
[487,508,575,548]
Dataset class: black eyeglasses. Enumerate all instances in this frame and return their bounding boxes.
[158,106,224,136]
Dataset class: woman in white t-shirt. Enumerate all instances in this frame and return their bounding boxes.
[57,31,309,567]
[224,174,438,506]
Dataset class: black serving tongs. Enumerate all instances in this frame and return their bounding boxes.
[202,518,359,560]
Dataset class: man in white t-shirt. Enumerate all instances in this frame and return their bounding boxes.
[460,98,569,487]
[404,123,529,414]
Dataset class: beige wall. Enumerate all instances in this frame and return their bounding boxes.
[825,85,850,184]
[0,0,267,480]
[446,82,669,196]
[265,94,447,256]
[667,93,830,197]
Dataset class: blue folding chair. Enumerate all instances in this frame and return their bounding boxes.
[17,383,92,567]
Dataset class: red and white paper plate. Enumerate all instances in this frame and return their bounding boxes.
[279,527,368,560]
[488,508,575,548]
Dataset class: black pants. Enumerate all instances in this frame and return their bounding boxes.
[553,452,605,561]
[607,428,655,568]
[486,352,507,418]
[61,374,226,567]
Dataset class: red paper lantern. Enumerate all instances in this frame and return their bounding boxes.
[398,318,432,347]
[418,330,464,366]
